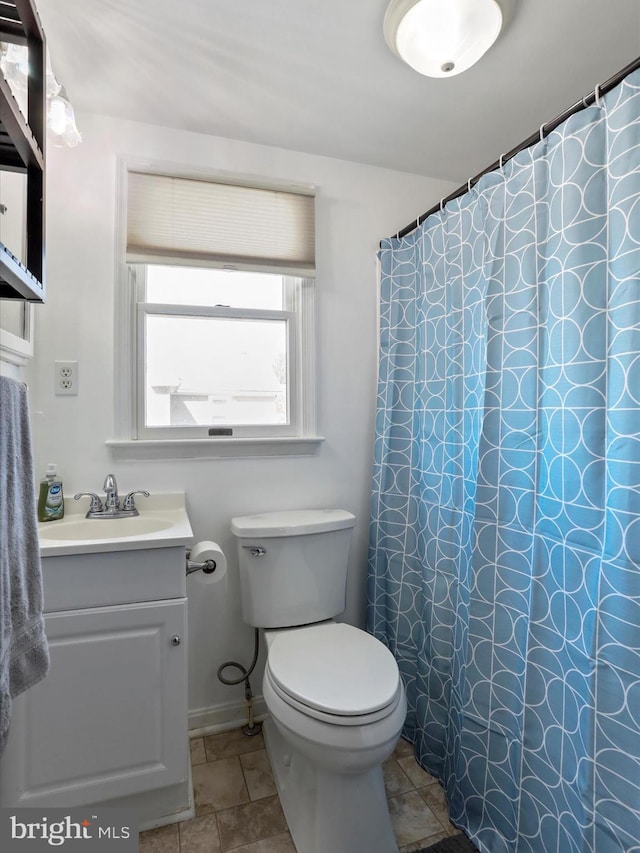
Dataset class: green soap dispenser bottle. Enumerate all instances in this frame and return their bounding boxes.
[38,463,65,522]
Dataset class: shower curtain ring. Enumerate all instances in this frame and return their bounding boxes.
[499,153,505,169]
[539,123,546,142]
[468,178,472,193]
[594,84,602,108]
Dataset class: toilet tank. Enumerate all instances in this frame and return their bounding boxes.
[230,509,356,628]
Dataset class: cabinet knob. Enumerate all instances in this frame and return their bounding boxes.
[170,635,181,646]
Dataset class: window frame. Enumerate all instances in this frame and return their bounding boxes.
[134,266,301,440]
[110,160,322,459]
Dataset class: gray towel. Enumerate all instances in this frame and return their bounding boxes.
[0,375,49,754]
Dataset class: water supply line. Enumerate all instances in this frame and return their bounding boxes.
[217,628,262,736]
[184,546,259,733]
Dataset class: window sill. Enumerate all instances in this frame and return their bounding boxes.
[105,435,325,460]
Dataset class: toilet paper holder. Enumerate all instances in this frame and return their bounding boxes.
[185,548,217,576]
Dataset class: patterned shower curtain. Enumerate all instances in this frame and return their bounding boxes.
[368,69,640,853]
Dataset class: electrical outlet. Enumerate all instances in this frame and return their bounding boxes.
[55,360,79,396]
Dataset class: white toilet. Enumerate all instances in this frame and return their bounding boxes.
[231,509,407,853]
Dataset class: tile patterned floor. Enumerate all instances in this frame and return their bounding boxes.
[139,727,461,853]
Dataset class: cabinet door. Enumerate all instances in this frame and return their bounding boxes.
[0,599,188,807]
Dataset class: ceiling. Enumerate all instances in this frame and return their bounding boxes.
[37,0,640,182]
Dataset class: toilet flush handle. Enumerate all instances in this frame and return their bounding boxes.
[242,545,266,557]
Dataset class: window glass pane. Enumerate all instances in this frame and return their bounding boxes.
[144,315,288,427]
[146,265,284,309]
[0,300,26,337]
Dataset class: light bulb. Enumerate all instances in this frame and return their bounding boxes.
[47,87,82,147]
[48,96,68,135]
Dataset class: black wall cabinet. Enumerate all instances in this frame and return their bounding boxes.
[0,0,45,301]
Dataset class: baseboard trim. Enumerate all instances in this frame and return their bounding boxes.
[188,696,268,737]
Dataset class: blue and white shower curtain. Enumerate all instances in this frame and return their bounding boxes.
[368,69,640,853]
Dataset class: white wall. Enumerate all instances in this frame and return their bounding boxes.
[26,113,456,725]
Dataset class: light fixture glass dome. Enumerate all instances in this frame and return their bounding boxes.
[47,87,82,147]
[0,42,81,146]
[384,0,509,78]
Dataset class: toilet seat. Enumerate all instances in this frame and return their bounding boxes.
[265,622,401,725]
[265,668,403,726]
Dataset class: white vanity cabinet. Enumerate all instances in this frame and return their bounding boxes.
[2,599,187,807]
[0,502,193,828]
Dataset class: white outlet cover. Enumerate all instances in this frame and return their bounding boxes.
[55,360,78,396]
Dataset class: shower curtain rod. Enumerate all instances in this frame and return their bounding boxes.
[393,55,640,241]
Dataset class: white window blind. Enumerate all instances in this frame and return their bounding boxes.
[126,172,315,275]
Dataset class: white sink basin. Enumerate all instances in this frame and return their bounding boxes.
[38,492,193,556]
[40,515,174,541]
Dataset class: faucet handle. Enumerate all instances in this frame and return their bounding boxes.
[122,490,150,512]
[74,492,104,513]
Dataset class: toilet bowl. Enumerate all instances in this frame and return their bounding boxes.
[231,510,406,853]
[264,621,406,767]
[261,622,407,853]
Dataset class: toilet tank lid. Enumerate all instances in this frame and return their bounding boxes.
[231,509,356,538]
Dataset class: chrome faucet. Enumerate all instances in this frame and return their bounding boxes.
[103,473,119,511]
[74,474,150,519]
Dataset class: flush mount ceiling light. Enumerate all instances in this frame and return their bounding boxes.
[384,0,515,78]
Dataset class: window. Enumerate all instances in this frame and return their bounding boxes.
[114,168,319,454]
[135,264,306,439]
